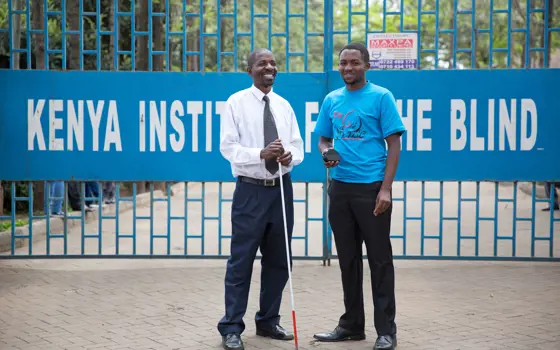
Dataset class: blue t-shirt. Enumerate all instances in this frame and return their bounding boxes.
[313,82,406,183]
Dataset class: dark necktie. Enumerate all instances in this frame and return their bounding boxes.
[263,95,279,175]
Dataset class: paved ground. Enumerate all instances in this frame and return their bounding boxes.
[0,181,559,349]
[1,259,559,350]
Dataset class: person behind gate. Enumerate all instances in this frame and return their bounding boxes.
[217,48,305,350]
[311,42,406,350]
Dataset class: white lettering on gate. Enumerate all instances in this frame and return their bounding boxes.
[169,100,185,152]
[396,99,432,151]
[305,102,319,153]
[187,101,203,152]
[27,99,122,151]
[450,98,538,151]
[139,100,225,153]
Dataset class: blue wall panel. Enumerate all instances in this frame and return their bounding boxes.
[0,69,558,182]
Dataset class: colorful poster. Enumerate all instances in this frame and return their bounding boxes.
[367,33,418,69]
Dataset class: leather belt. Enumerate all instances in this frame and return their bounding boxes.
[238,173,290,187]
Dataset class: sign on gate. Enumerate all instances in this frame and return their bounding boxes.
[367,32,418,69]
[0,68,558,182]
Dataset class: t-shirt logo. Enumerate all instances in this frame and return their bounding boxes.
[333,110,366,140]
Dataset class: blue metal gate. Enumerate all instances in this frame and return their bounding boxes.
[0,0,559,261]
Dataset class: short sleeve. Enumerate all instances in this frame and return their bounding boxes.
[380,91,406,138]
[313,96,333,138]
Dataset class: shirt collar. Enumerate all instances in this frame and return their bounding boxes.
[250,84,273,101]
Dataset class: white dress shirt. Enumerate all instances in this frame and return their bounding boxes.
[220,84,305,180]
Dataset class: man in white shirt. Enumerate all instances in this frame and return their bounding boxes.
[217,48,305,350]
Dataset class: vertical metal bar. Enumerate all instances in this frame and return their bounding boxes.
[114,0,119,70]
[531,182,536,257]
[382,0,386,32]
[324,0,333,72]
[165,0,170,72]
[28,182,34,254]
[218,182,223,255]
[268,0,272,50]
[524,0,530,67]
[305,183,309,256]
[400,0,404,31]
[26,0,31,68]
[63,182,68,255]
[61,0,67,69]
[420,181,425,256]
[417,0,422,68]
[348,0,351,42]
[148,0,153,71]
[471,0,476,67]
[184,182,189,254]
[489,0,494,68]
[304,0,308,71]
[323,170,330,266]
[475,182,480,257]
[96,0,101,70]
[182,0,187,71]
[10,182,16,254]
[452,0,458,68]
[365,0,369,39]
[131,0,136,70]
[493,182,499,257]
[543,0,550,67]
[98,181,103,254]
[167,183,171,255]
[132,183,137,255]
[457,182,462,256]
[434,0,439,68]
[46,182,51,255]
[199,0,203,71]
[201,182,206,255]
[512,182,518,256]
[233,0,238,72]
[115,184,120,254]
[81,182,86,255]
[439,182,444,256]
[507,0,512,67]
[285,0,289,71]
[79,0,84,70]
[216,0,221,71]
[403,181,407,255]
[43,0,49,68]
[149,182,154,255]
[549,183,554,258]
[8,0,13,69]
[250,0,254,51]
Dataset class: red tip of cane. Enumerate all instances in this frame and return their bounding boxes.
[292,310,299,349]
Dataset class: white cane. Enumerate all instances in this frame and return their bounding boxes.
[277,164,299,349]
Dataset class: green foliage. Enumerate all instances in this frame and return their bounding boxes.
[0,0,557,70]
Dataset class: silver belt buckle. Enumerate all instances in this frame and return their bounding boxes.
[264,178,275,187]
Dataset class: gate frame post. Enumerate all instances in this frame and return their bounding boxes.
[321,0,334,267]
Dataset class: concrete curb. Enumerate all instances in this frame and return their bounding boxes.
[0,188,168,253]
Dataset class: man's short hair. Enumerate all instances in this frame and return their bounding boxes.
[339,42,370,64]
[247,48,272,69]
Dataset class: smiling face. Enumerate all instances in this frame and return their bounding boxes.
[338,49,370,88]
[248,50,277,92]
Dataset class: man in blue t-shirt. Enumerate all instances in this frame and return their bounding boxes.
[312,42,406,350]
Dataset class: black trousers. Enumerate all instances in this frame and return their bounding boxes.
[328,179,397,337]
[217,174,294,336]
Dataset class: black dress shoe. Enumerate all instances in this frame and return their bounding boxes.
[313,325,366,342]
[256,324,294,340]
[374,334,397,349]
[222,333,244,350]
